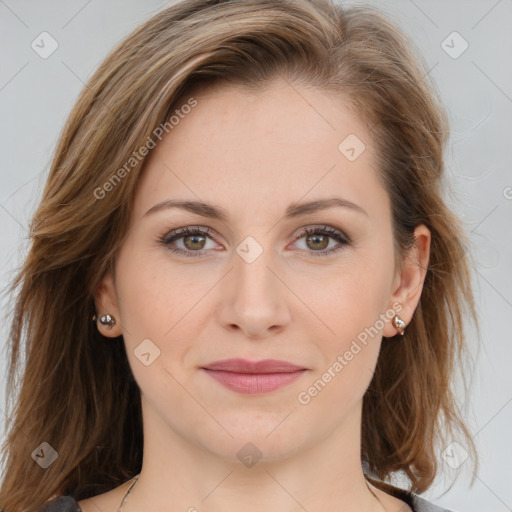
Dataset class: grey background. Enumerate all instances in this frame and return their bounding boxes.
[1,1,511,510]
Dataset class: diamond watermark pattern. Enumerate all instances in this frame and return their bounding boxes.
[338,134,366,161]
[134,338,161,366]
[236,442,263,468]
[31,32,59,59]
[32,442,58,469]
[236,236,263,264]
[441,441,469,469]
[441,32,469,59]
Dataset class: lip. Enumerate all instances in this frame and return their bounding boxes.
[200,358,308,394]
[202,358,306,373]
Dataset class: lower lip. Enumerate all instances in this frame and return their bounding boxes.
[202,369,306,394]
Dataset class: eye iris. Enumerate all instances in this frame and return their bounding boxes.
[306,234,329,250]
[184,234,206,250]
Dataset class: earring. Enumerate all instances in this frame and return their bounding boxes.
[392,314,406,336]
[92,313,116,330]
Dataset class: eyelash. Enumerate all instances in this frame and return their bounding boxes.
[158,225,350,258]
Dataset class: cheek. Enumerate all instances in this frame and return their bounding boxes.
[116,260,173,341]
[294,268,386,417]
[113,242,188,358]
[301,257,391,341]
[294,247,393,386]
[114,242,222,369]
[113,250,204,409]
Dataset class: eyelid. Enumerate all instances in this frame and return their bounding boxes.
[289,225,350,257]
[159,225,222,252]
[293,225,350,244]
[158,224,351,258]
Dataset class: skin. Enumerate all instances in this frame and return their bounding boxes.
[81,77,430,512]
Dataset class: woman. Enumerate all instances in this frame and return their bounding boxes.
[0,0,479,511]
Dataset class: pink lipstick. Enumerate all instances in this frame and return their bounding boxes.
[201,358,307,394]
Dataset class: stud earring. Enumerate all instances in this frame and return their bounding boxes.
[92,313,116,330]
[392,314,406,336]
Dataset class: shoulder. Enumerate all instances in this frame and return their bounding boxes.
[35,496,82,512]
[35,488,458,512]
[36,479,130,512]
[409,492,458,512]
[387,484,458,512]
[370,481,457,512]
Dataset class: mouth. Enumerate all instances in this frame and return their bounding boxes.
[200,358,308,394]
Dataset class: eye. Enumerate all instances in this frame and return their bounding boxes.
[158,226,219,258]
[158,224,351,258]
[291,225,350,257]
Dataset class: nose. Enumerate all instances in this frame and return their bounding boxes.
[215,244,292,340]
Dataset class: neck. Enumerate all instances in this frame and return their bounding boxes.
[124,398,386,512]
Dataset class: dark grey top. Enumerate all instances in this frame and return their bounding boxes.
[35,491,456,511]
[36,496,82,512]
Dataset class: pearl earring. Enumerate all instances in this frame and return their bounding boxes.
[92,313,116,330]
[392,314,406,336]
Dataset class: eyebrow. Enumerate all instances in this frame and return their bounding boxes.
[144,197,368,221]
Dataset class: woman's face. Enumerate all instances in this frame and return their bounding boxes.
[96,77,429,463]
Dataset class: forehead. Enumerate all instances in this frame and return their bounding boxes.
[133,78,388,224]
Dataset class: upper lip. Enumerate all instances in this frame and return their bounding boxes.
[201,358,306,373]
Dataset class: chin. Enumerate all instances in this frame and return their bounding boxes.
[197,418,314,466]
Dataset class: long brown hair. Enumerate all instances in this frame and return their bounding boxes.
[0,0,479,510]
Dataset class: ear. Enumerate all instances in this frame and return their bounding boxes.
[92,272,123,337]
[383,224,431,338]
